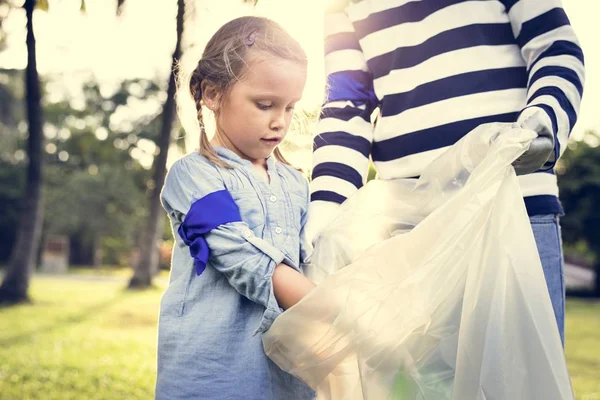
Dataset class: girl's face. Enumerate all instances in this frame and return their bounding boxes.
[210,55,307,167]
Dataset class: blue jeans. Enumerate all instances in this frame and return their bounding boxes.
[530,214,565,344]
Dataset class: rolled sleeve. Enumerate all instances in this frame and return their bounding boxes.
[207,222,287,334]
[161,156,287,333]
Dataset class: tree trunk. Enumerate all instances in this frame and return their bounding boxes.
[129,0,184,288]
[0,0,44,304]
[93,234,103,268]
[595,261,600,297]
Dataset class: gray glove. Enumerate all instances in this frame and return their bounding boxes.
[512,107,555,176]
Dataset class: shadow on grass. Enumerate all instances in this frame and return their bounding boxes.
[0,288,132,347]
[566,355,600,371]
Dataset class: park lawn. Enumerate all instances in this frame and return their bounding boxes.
[59,266,170,280]
[0,277,599,400]
[566,299,600,399]
[0,277,165,400]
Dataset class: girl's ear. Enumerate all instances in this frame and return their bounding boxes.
[201,80,221,111]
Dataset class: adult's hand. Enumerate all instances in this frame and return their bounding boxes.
[512,107,555,175]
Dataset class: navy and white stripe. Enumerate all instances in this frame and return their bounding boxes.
[311,0,585,217]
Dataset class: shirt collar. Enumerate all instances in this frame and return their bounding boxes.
[213,146,276,171]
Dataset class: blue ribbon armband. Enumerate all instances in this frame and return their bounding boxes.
[177,190,242,275]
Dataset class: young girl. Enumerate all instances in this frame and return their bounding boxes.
[155,16,316,400]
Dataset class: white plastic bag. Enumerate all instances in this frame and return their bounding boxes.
[263,124,573,400]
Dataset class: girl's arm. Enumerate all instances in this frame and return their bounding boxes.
[163,157,316,333]
[272,264,316,310]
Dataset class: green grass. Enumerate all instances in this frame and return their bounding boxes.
[566,300,600,399]
[0,264,171,281]
[0,278,599,399]
[43,265,170,280]
[0,277,165,400]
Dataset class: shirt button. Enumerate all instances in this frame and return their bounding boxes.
[275,227,283,234]
[243,229,253,238]
[269,195,277,202]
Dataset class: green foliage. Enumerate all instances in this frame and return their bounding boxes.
[0,162,25,261]
[103,236,136,267]
[0,69,24,132]
[0,74,169,265]
[34,0,88,13]
[0,83,15,127]
[35,0,49,11]
[42,79,164,171]
[367,162,377,181]
[0,0,8,52]
[44,163,146,248]
[557,132,600,260]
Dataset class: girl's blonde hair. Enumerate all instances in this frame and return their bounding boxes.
[187,16,307,168]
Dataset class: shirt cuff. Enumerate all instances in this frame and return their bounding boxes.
[517,105,558,169]
[253,267,283,335]
[239,227,285,335]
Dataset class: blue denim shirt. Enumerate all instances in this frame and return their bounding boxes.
[155,147,315,400]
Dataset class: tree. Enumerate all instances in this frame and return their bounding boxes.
[0,0,44,303]
[45,164,145,265]
[0,0,10,52]
[557,132,600,295]
[0,0,140,302]
[129,0,185,288]
[40,77,164,267]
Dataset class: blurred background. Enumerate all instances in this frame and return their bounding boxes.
[0,0,598,399]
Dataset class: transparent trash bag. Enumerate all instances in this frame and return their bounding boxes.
[263,124,573,400]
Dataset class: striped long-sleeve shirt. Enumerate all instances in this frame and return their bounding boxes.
[310,0,585,223]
